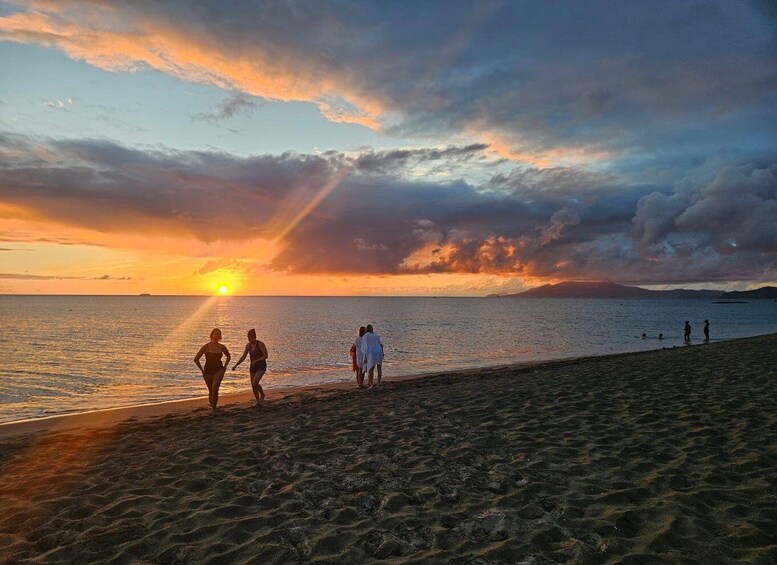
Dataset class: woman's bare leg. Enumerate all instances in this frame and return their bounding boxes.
[368,366,375,387]
[356,368,364,388]
[251,370,266,404]
[202,373,214,407]
[211,368,226,410]
[376,364,382,386]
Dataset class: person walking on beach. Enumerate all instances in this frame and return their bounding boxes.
[684,321,691,342]
[194,328,231,411]
[350,326,366,388]
[362,324,384,388]
[232,329,268,405]
[703,319,710,341]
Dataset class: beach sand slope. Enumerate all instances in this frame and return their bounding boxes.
[1,335,776,563]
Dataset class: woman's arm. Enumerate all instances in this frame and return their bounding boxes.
[194,344,206,372]
[232,343,249,370]
[222,344,231,367]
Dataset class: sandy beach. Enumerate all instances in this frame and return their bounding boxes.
[1,335,776,564]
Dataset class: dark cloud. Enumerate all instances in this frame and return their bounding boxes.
[2,1,775,172]
[634,159,777,258]
[2,134,776,284]
[193,92,262,122]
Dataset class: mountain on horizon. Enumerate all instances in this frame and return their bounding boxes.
[494,281,723,299]
[718,286,777,300]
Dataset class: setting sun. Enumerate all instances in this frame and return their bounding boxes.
[218,285,229,295]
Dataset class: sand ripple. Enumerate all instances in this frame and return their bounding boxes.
[1,335,777,563]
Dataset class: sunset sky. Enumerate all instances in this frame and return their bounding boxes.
[1,0,776,295]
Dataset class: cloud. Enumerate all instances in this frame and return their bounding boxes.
[193,92,261,122]
[1,1,775,167]
[0,273,80,280]
[43,98,73,109]
[0,272,131,280]
[196,258,240,275]
[633,159,777,258]
[93,274,132,280]
[1,133,776,284]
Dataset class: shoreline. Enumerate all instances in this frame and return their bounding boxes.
[1,332,772,438]
[2,330,775,562]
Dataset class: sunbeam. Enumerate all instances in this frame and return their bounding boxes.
[270,166,353,246]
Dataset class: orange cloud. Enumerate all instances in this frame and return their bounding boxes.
[0,2,383,128]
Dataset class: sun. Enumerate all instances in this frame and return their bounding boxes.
[218,285,229,295]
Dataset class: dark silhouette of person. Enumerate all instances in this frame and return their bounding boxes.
[658,333,664,340]
[703,319,710,340]
[194,328,231,411]
[684,321,691,342]
[641,333,647,339]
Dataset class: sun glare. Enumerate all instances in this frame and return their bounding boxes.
[218,285,229,295]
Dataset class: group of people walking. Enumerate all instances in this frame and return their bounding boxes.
[350,325,385,388]
[194,328,268,411]
[194,324,385,411]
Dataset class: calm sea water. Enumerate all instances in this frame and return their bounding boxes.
[1,295,776,423]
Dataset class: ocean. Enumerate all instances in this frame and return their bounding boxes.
[1,295,776,423]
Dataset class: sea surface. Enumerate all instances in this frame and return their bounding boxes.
[1,295,777,424]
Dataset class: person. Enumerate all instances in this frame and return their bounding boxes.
[684,321,691,342]
[350,326,366,388]
[194,328,230,411]
[658,333,664,340]
[232,329,268,405]
[641,333,647,339]
[362,324,384,388]
[703,319,710,340]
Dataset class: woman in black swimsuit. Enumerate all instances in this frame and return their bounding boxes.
[232,329,268,406]
[194,328,231,411]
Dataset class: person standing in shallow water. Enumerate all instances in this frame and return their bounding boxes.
[195,328,231,411]
[350,326,366,388]
[362,324,384,388]
[703,319,710,341]
[684,321,691,342]
[232,329,268,406]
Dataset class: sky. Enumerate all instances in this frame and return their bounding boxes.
[0,0,776,296]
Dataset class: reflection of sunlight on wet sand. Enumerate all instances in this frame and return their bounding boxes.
[2,296,219,520]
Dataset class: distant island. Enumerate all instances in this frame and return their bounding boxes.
[718,286,777,300]
[488,281,777,299]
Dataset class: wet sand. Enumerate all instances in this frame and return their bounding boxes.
[1,334,776,563]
